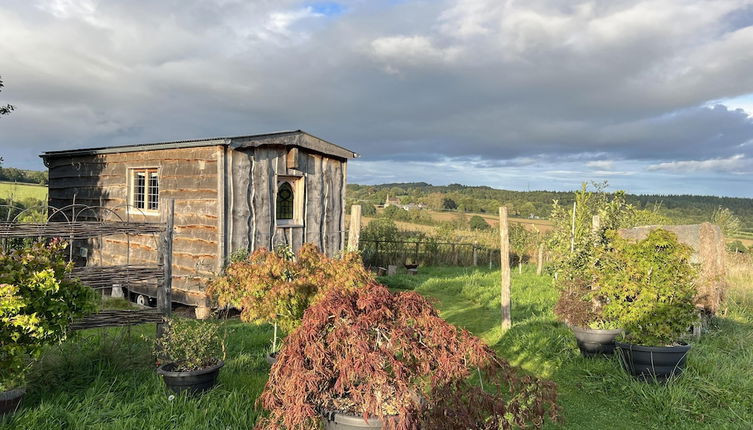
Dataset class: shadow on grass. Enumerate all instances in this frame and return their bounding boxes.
[3,320,275,430]
[380,265,753,430]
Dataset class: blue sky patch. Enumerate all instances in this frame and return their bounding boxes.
[307,2,345,16]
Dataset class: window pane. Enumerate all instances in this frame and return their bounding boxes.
[135,172,145,209]
[148,172,159,210]
[276,182,294,220]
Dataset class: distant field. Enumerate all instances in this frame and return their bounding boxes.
[0,181,48,202]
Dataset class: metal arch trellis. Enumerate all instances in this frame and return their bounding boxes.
[0,200,175,331]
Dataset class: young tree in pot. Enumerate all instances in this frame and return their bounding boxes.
[0,240,97,416]
[255,283,558,430]
[207,244,374,364]
[155,317,226,395]
[549,184,631,356]
[596,229,698,381]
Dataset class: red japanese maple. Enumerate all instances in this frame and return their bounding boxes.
[256,283,558,430]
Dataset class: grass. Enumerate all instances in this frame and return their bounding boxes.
[3,263,752,429]
[0,182,47,202]
[381,265,753,429]
[1,321,273,429]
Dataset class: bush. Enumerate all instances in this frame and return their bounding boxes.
[207,244,373,334]
[727,240,748,254]
[549,183,633,328]
[155,317,225,371]
[0,240,97,390]
[468,215,490,230]
[595,229,698,346]
[256,283,558,430]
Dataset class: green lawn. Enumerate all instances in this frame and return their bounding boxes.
[382,266,753,429]
[3,266,752,429]
[0,182,47,202]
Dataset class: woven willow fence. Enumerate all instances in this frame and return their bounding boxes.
[0,201,174,331]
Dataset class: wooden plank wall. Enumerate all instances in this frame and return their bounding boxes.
[47,146,223,306]
[227,147,346,258]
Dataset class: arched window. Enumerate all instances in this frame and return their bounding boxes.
[276,182,294,220]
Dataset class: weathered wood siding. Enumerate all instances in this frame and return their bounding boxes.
[47,146,223,306]
[226,147,346,258]
[47,142,347,306]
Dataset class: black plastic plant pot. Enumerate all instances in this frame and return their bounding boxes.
[157,360,224,395]
[322,411,384,430]
[265,352,277,365]
[616,342,691,382]
[0,388,25,417]
[570,326,623,357]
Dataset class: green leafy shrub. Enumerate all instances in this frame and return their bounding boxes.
[549,183,633,328]
[207,244,374,342]
[468,215,490,230]
[0,240,97,390]
[595,229,698,346]
[155,317,225,371]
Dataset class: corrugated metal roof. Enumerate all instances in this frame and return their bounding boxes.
[40,130,358,160]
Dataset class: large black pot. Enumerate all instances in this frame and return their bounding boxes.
[616,342,691,381]
[322,411,384,429]
[0,388,25,417]
[157,360,224,395]
[570,326,623,357]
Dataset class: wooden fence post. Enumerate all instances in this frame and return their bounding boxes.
[347,205,361,252]
[536,244,544,276]
[570,201,577,253]
[472,241,478,266]
[452,243,458,265]
[158,199,174,318]
[592,215,601,237]
[499,207,511,330]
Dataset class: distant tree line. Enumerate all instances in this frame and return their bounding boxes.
[347,182,753,231]
[0,167,48,185]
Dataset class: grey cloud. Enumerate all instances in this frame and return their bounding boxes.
[2,0,753,197]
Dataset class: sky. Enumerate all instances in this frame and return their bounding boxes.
[1,0,753,197]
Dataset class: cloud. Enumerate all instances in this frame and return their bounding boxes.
[647,154,751,173]
[2,0,753,197]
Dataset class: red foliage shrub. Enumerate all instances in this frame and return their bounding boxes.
[256,283,558,430]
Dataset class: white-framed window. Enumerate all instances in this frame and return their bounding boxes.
[276,176,304,226]
[130,168,159,213]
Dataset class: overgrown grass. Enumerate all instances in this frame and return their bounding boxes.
[1,321,273,429]
[4,263,752,429]
[0,182,47,202]
[381,265,753,429]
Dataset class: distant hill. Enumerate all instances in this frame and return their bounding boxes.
[347,182,753,231]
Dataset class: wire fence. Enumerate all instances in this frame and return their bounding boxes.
[359,239,503,268]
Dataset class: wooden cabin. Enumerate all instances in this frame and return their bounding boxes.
[41,130,357,310]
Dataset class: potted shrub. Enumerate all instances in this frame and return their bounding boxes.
[596,229,698,381]
[549,184,632,357]
[255,283,558,430]
[0,240,97,416]
[207,244,373,364]
[554,277,623,357]
[155,317,226,395]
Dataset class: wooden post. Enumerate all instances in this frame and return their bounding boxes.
[347,205,361,252]
[592,215,601,237]
[158,199,174,318]
[472,241,478,266]
[570,201,577,253]
[536,244,544,275]
[499,207,511,330]
[452,243,458,266]
[414,241,420,262]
